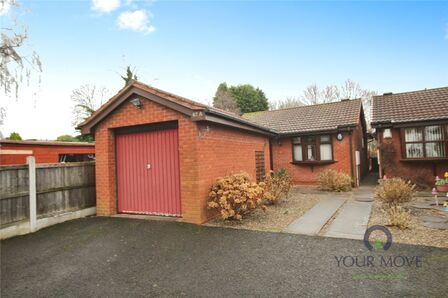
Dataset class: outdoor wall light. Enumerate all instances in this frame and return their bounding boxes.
[130,98,143,109]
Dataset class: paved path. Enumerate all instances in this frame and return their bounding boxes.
[283,198,345,235]
[1,217,446,297]
[324,200,373,239]
[284,178,376,239]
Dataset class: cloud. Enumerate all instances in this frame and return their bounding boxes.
[117,10,155,34]
[0,1,11,16]
[91,0,121,13]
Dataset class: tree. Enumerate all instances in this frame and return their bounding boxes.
[212,82,240,114]
[6,131,21,140]
[229,84,269,114]
[71,84,110,127]
[75,134,94,143]
[1,0,42,126]
[302,84,321,105]
[55,134,94,143]
[270,97,304,110]
[212,83,269,114]
[121,65,138,86]
[56,135,78,142]
[1,0,42,97]
[299,79,377,122]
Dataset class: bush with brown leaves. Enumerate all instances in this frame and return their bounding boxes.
[386,206,412,230]
[318,169,352,192]
[264,168,292,204]
[207,172,266,220]
[375,178,415,207]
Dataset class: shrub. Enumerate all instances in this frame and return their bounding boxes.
[318,169,352,192]
[386,206,412,230]
[375,178,415,207]
[264,168,292,204]
[207,172,265,220]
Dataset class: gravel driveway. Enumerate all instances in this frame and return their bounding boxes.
[1,217,447,297]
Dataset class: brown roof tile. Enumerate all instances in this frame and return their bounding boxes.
[77,80,274,135]
[78,80,206,128]
[132,81,206,111]
[371,87,448,126]
[243,99,362,134]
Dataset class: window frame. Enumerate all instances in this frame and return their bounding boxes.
[292,134,334,163]
[400,124,448,160]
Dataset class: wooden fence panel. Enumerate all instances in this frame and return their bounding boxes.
[0,162,96,226]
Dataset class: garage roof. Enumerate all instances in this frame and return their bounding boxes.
[77,81,275,136]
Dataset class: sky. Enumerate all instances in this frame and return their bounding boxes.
[1,0,447,140]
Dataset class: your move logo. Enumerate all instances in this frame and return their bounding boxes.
[334,225,423,269]
[363,225,393,251]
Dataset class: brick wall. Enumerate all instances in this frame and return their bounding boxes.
[271,132,354,185]
[0,143,94,165]
[196,123,271,222]
[94,95,271,224]
[377,128,448,188]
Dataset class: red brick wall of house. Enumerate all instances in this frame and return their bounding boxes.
[0,143,94,165]
[196,123,271,222]
[94,96,271,224]
[271,131,355,185]
[377,128,448,188]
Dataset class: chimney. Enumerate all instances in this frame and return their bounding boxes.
[383,92,393,96]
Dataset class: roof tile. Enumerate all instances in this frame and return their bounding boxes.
[371,87,448,125]
[243,99,362,134]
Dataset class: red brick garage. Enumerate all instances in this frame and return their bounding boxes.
[78,81,272,224]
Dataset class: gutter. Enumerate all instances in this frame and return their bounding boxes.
[277,124,357,137]
[372,117,448,129]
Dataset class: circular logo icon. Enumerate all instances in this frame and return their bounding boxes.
[363,225,393,251]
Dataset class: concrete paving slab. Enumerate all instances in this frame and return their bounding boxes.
[283,198,345,235]
[420,215,447,223]
[324,201,373,240]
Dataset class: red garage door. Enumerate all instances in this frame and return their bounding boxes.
[116,127,181,216]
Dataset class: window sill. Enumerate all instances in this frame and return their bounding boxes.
[291,160,336,166]
[400,158,448,162]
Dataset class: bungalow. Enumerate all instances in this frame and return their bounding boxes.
[244,100,368,186]
[78,81,367,223]
[371,87,448,188]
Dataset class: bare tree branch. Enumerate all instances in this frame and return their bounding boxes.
[71,84,110,127]
[0,0,42,100]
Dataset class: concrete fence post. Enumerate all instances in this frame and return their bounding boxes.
[27,156,37,232]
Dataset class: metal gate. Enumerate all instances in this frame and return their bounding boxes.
[116,127,181,216]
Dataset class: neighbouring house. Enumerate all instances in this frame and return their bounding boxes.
[244,100,368,186]
[77,81,273,224]
[77,81,367,224]
[0,140,95,165]
[371,87,448,188]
